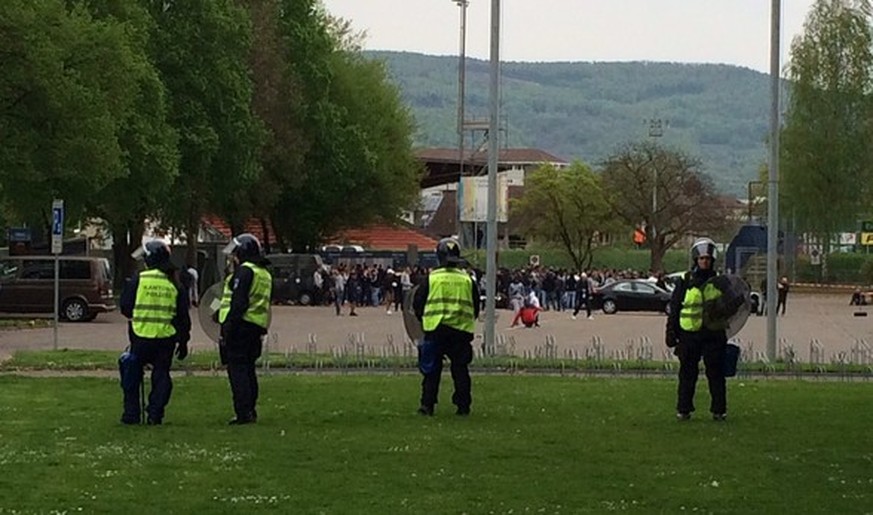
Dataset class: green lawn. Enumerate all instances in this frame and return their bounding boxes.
[0,374,871,514]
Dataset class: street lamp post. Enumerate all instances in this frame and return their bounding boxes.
[453,0,469,247]
[454,0,468,169]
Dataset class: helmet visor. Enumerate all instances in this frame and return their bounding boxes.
[692,241,716,260]
[130,245,146,260]
[222,238,239,256]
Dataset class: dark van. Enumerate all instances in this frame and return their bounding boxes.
[0,256,116,321]
[265,253,325,305]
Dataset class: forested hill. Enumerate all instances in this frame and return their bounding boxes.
[366,51,773,196]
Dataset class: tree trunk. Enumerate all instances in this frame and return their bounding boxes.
[260,217,271,254]
[649,236,667,273]
[185,210,200,270]
[111,224,143,289]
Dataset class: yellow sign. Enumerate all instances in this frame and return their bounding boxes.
[862,233,873,245]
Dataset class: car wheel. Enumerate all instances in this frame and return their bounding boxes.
[602,299,617,314]
[298,292,312,306]
[62,298,88,322]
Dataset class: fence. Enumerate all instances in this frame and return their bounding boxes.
[192,330,873,380]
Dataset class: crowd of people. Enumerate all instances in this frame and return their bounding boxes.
[309,262,674,323]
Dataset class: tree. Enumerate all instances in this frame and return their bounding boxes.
[76,0,180,284]
[0,0,144,234]
[600,141,729,272]
[147,0,263,264]
[511,162,614,271]
[781,0,873,251]
[270,0,421,250]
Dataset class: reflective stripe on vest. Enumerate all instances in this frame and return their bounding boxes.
[132,269,177,339]
[218,262,272,329]
[422,268,475,333]
[679,282,723,332]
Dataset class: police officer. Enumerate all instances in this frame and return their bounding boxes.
[665,238,728,422]
[413,238,479,416]
[119,239,191,425]
[219,233,272,425]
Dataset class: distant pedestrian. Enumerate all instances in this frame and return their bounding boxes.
[777,276,789,315]
[186,264,199,308]
[332,268,345,315]
[572,273,593,320]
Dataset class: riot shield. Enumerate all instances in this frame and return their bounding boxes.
[704,274,752,339]
[197,282,224,343]
[402,285,424,342]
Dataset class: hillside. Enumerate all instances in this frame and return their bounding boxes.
[366,51,774,196]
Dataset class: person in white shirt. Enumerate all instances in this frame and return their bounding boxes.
[186,265,199,308]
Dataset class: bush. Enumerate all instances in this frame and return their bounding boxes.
[795,253,873,284]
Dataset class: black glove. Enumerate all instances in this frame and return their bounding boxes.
[175,342,188,361]
[665,329,679,348]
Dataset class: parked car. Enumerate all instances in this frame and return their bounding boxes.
[265,253,325,305]
[0,256,116,321]
[591,279,673,315]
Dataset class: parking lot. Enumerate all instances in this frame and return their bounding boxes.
[1,292,871,364]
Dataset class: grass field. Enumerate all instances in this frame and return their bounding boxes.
[1,374,872,514]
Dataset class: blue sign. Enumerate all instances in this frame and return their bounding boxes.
[52,206,64,235]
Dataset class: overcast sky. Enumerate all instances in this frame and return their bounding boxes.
[321,1,816,73]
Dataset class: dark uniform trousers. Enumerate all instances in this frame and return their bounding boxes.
[420,333,473,410]
[123,340,175,422]
[676,330,727,415]
[222,324,263,419]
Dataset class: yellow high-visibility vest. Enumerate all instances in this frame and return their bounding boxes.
[218,262,272,329]
[679,279,724,332]
[132,269,177,338]
[422,268,475,333]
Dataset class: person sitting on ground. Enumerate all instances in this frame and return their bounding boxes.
[510,300,542,328]
[850,288,868,306]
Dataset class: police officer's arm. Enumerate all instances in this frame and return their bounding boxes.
[226,266,255,327]
[413,280,430,321]
[172,282,192,345]
[119,273,140,319]
[665,276,686,347]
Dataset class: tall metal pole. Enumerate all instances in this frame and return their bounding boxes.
[456,1,468,169]
[456,1,469,249]
[767,0,781,361]
[484,0,500,351]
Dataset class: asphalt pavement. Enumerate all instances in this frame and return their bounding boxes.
[1,293,870,365]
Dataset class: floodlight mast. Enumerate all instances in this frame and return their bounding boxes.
[484,0,500,352]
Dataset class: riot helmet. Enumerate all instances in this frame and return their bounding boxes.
[136,239,171,269]
[223,233,262,263]
[690,238,717,264]
[436,237,463,267]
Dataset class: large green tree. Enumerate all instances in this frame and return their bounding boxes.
[781,0,873,245]
[0,0,143,234]
[511,162,614,271]
[270,0,420,250]
[147,0,263,263]
[600,141,729,272]
[75,0,179,283]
